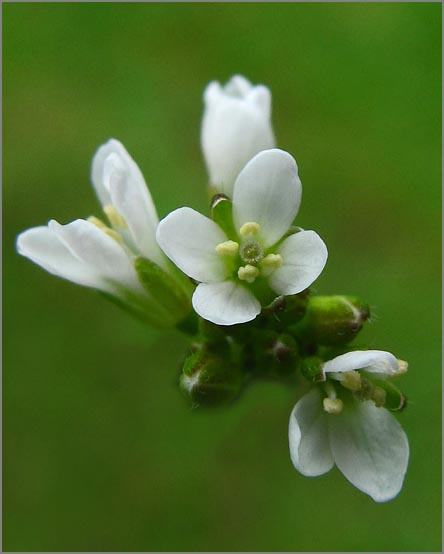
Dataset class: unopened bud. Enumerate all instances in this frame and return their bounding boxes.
[180,350,243,406]
[253,331,300,377]
[293,295,370,346]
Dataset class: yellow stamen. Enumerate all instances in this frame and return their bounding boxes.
[240,222,260,237]
[260,253,283,276]
[215,240,239,256]
[238,264,260,284]
[88,216,123,244]
[395,359,409,376]
[339,370,362,392]
[104,204,127,228]
[323,397,343,415]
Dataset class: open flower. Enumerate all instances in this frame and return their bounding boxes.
[289,350,409,502]
[201,75,276,197]
[157,149,328,326]
[17,139,190,326]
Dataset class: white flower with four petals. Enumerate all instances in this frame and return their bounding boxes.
[157,148,328,325]
[289,350,409,502]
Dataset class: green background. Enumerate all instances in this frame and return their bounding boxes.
[3,2,442,552]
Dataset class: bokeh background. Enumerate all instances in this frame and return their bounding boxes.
[3,2,442,552]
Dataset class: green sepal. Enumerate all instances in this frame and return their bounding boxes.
[368,378,407,411]
[98,290,169,328]
[300,356,324,382]
[134,257,191,325]
[261,291,309,328]
[292,295,370,346]
[211,194,237,239]
[180,349,243,407]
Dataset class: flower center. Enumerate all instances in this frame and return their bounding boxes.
[215,221,283,285]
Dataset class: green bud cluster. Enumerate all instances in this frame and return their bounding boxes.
[176,283,409,410]
[176,287,408,413]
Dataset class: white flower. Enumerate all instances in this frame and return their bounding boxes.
[201,75,276,197]
[17,139,188,326]
[157,149,328,326]
[90,138,166,268]
[289,350,409,502]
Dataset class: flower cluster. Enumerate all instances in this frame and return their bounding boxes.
[17,75,409,502]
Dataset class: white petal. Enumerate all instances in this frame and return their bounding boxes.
[192,281,261,325]
[224,74,252,97]
[16,225,100,288]
[232,149,301,247]
[289,388,334,476]
[48,219,141,293]
[269,231,328,295]
[203,81,222,106]
[156,207,228,283]
[247,85,272,118]
[322,350,399,379]
[329,399,409,502]
[91,139,165,266]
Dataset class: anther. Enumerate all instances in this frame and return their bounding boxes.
[88,216,123,243]
[240,222,260,237]
[215,240,239,256]
[238,264,260,283]
[323,397,343,415]
[104,204,127,228]
[260,253,283,276]
[395,359,409,376]
[331,370,362,392]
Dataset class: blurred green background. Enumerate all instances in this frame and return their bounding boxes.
[3,2,442,552]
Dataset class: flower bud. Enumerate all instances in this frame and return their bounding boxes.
[293,295,370,346]
[252,331,300,377]
[201,75,276,197]
[180,350,243,407]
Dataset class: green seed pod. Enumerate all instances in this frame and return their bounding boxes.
[293,295,370,346]
[180,349,243,407]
